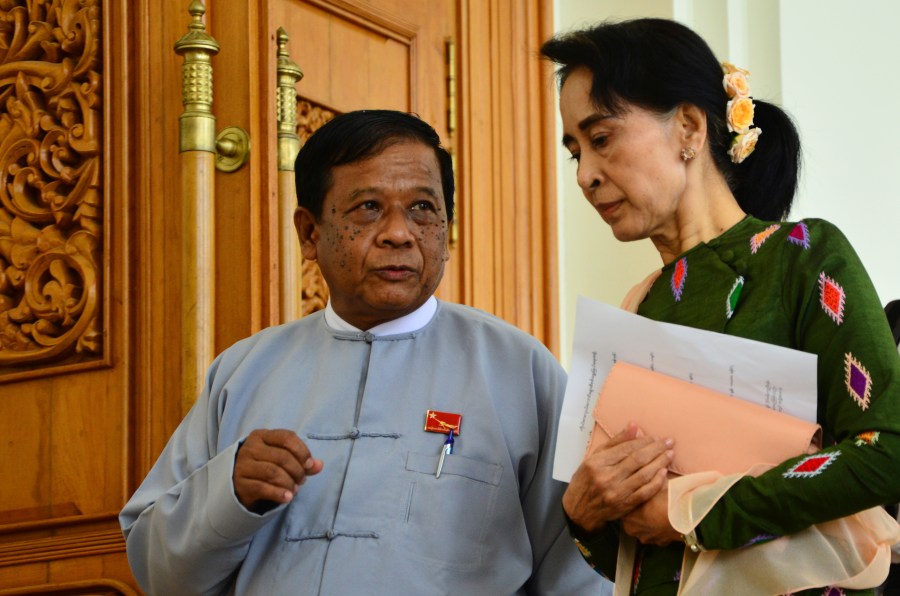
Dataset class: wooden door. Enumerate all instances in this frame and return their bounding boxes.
[0,0,138,593]
[0,1,557,592]
[265,0,461,316]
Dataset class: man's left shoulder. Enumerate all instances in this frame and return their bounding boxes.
[437,302,541,340]
[434,302,558,361]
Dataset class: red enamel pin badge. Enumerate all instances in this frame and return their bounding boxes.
[424,410,461,435]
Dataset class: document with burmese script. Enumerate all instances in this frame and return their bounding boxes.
[552,296,817,482]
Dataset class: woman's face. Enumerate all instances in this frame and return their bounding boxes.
[559,67,688,242]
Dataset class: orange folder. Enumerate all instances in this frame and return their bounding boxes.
[586,361,822,475]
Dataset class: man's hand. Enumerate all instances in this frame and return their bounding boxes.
[562,423,673,534]
[233,429,324,512]
[620,487,680,546]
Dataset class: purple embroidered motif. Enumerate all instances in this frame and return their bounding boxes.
[787,222,810,249]
[818,272,846,325]
[844,352,872,410]
[742,533,779,547]
[822,587,845,596]
[671,257,687,302]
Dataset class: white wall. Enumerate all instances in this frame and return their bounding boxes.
[555,0,900,366]
[780,0,900,307]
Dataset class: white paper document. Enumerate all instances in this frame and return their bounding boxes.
[552,295,818,482]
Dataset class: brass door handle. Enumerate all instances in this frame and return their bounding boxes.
[174,0,249,173]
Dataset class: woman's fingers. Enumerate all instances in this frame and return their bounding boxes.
[563,434,673,533]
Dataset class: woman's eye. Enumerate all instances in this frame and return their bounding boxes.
[568,152,581,163]
[590,135,608,148]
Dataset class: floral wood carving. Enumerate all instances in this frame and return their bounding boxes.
[296,99,335,317]
[0,1,103,369]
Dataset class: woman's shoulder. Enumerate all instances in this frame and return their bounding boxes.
[744,216,853,251]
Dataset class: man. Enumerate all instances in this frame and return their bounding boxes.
[120,110,607,594]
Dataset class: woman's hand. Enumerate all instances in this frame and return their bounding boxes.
[620,487,681,546]
[563,422,673,534]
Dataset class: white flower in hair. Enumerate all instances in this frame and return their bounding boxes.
[729,127,762,164]
[722,61,760,163]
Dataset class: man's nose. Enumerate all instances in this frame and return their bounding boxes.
[378,207,415,246]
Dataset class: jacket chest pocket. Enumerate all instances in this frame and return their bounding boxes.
[399,451,503,569]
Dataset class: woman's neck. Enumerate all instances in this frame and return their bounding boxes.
[651,165,746,265]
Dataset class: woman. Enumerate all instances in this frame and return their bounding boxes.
[542,18,900,595]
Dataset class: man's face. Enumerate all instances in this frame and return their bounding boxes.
[295,141,450,330]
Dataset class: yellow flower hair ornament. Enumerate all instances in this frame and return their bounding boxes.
[722,62,761,164]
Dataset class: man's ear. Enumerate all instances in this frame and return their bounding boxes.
[676,103,708,153]
[294,206,319,261]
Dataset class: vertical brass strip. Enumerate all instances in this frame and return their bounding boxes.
[445,37,459,247]
[276,28,304,322]
[174,0,219,411]
[174,0,220,153]
[446,37,457,136]
[276,28,304,172]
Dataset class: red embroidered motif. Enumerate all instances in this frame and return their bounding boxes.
[671,257,687,302]
[783,451,840,478]
[844,352,872,410]
[787,222,810,249]
[818,272,846,325]
[750,224,781,254]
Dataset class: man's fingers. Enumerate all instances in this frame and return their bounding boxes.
[234,429,325,510]
[239,459,302,490]
[234,477,295,507]
[259,429,325,476]
[260,429,310,464]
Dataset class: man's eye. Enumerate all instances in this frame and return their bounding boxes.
[411,200,437,211]
[360,200,379,210]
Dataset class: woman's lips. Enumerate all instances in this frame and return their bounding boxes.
[596,200,623,218]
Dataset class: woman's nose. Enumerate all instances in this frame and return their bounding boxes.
[576,160,602,192]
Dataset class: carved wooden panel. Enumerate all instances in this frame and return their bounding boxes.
[296,98,335,316]
[0,0,103,376]
[0,578,139,595]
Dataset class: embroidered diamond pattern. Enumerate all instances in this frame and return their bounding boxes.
[750,224,781,254]
[844,352,872,410]
[787,222,810,249]
[783,451,840,478]
[742,533,779,548]
[726,276,744,319]
[818,272,846,324]
[854,431,879,447]
[671,257,687,302]
[823,587,845,596]
[574,539,592,559]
